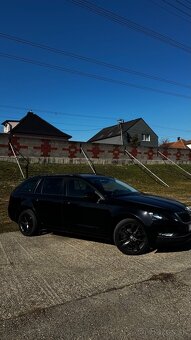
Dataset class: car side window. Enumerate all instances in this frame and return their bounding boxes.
[42,177,65,195]
[67,178,95,198]
[18,177,40,193]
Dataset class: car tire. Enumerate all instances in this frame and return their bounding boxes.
[114,218,150,255]
[18,209,38,236]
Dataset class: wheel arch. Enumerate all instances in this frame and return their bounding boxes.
[15,202,37,223]
[112,212,146,232]
[111,212,156,242]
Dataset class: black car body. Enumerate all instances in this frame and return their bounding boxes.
[8,174,191,255]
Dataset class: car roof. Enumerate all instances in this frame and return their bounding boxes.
[27,173,112,180]
[42,173,108,177]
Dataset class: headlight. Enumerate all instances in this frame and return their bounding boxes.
[186,206,191,216]
[148,212,166,220]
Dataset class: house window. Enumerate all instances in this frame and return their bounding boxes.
[142,134,150,142]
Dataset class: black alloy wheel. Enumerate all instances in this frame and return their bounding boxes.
[114,218,149,255]
[18,209,38,236]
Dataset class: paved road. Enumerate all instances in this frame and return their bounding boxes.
[0,231,191,339]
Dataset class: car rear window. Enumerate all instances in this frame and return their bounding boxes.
[18,177,40,193]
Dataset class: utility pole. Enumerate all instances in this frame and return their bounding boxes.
[118,119,124,145]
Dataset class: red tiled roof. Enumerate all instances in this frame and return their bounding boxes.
[161,139,189,149]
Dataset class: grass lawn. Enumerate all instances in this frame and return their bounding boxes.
[0,160,191,233]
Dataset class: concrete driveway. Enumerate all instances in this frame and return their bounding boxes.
[0,230,191,339]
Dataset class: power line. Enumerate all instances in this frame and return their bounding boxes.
[176,0,191,10]
[0,52,191,99]
[0,112,103,130]
[67,0,191,53]
[0,33,190,89]
[152,124,191,132]
[149,0,191,24]
[0,105,191,134]
[0,105,114,120]
[62,128,100,131]
[161,0,191,18]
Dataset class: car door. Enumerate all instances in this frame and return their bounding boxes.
[34,176,67,229]
[64,177,113,236]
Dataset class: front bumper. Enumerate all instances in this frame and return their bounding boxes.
[151,215,191,245]
[156,231,191,245]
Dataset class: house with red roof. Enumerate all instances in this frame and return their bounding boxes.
[161,138,191,149]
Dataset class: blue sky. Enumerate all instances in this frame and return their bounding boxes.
[0,0,190,142]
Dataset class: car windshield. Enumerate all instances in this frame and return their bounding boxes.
[87,176,138,197]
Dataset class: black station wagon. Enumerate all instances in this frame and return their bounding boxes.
[8,174,191,255]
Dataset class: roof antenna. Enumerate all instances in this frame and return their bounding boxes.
[117,119,124,146]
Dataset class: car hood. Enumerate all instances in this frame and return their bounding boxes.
[114,193,186,212]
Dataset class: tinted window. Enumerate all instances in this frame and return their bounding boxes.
[42,177,65,195]
[18,177,39,193]
[67,178,95,197]
[87,177,138,196]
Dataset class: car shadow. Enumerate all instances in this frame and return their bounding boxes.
[155,241,191,253]
[51,230,114,245]
[41,229,191,255]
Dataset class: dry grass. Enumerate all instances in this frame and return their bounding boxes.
[0,160,191,233]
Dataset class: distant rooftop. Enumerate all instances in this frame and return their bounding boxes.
[1,120,20,133]
[88,118,142,142]
[2,119,20,125]
[3,111,72,139]
[161,138,191,149]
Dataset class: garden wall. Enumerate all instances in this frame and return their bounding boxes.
[0,134,191,164]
